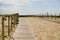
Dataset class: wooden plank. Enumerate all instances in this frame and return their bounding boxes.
[13,18,35,40]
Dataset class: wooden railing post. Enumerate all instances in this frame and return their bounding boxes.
[13,14,16,27]
[8,16,10,36]
[11,15,13,30]
[2,17,4,40]
[55,13,56,20]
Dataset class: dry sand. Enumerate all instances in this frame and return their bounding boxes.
[19,17,60,40]
[0,17,60,40]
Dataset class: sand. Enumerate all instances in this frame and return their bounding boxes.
[0,17,60,40]
[19,17,60,40]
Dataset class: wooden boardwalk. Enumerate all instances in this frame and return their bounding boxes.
[13,18,36,40]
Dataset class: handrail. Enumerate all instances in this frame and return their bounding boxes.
[1,13,19,40]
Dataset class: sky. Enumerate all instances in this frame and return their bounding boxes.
[0,0,60,15]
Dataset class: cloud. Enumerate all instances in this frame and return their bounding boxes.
[0,0,60,14]
[0,0,38,14]
[0,0,17,14]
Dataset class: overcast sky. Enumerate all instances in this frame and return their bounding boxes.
[0,0,60,15]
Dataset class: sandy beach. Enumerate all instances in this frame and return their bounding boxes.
[0,17,60,40]
[19,17,60,40]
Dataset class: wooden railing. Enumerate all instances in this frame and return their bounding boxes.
[1,13,19,40]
